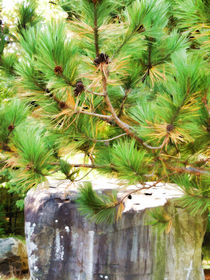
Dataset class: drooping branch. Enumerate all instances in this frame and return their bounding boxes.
[104,175,171,212]
[101,71,166,150]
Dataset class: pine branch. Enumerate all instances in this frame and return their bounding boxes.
[142,38,152,83]
[69,163,105,168]
[86,89,105,96]
[52,93,112,121]
[118,89,129,118]
[93,3,99,57]
[78,110,112,120]
[51,162,111,169]
[101,70,166,150]
[165,163,209,175]
[77,176,171,224]
[91,133,127,143]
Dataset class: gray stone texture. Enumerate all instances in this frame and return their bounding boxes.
[0,237,28,275]
[24,180,207,280]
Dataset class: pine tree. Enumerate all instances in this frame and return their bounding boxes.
[0,0,209,224]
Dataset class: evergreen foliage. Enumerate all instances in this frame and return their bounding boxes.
[0,0,209,224]
[77,182,118,224]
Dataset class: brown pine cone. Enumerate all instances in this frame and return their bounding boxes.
[54,65,63,75]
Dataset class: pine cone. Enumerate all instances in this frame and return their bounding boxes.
[59,101,67,109]
[54,65,63,75]
[94,53,109,66]
[74,81,85,96]
[166,124,174,132]
[8,124,15,131]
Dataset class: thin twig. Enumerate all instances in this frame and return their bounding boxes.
[91,133,127,143]
[119,181,160,204]
[118,89,129,118]
[166,164,210,175]
[67,163,107,169]
[52,93,112,121]
[143,136,167,150]
[78,109,112,120]
[74,169,93,182]
[86,90,105,96]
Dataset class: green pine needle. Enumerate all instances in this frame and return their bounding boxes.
[76,182,118,224]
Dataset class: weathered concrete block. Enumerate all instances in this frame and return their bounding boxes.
[24,179,207,280]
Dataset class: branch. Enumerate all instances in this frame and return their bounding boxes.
[74,169,93,182]
[86,89,105,96]
[93,3,99,56]
[119,181,160,205]
[67,163,108,169]
[101,70,165,150]
[102,73,142,143]
[51,162,109,169]
[118,89,129,118]
[106,175,171,211]
[52,93,112,121]
[78,109,112,120]
[166,163,210,175]
[142,38,152,83]
[91,133,127,143]
[143,136,168,150]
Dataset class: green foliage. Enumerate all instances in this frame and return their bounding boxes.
[0,99,28,144]
[16,0,41,35]
[11,122,55,191]
[59,0,79,19]
[60,159,80,180]
[172,0,209,29]
[173,174,210,215]
[0,0,209,225]
[76,182,118,224]
[0,53,17,76]
[147,207,172,233]
[16,21,79,92]
[111,140,152,183]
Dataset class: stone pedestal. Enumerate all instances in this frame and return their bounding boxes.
[24,179,207,280]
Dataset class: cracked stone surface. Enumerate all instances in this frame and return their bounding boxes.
[24,179,207,280]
